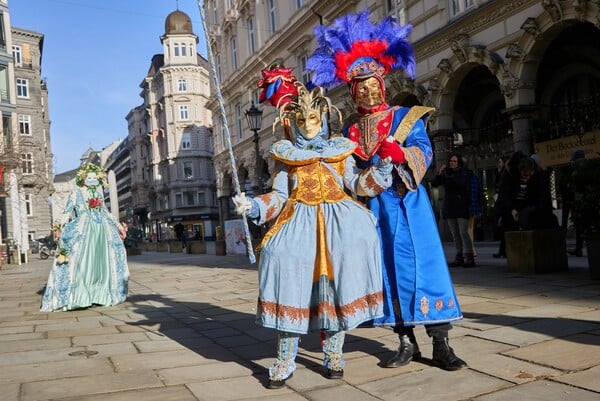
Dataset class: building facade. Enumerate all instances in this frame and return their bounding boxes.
[12,27,53,241]
[103,137,131,224]
[126,10,217,242]
[0,0,53,256]
[205,0,600,239]
[0,0,17,246]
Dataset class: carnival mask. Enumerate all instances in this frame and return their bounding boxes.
[353,76,385,110]
[84,172,100,187]
[295,109,322,140]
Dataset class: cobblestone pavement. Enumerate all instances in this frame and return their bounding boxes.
[0,242,598,401]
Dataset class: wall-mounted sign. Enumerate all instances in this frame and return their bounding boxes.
[534,130,599,167]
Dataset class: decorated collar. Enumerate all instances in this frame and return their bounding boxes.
[270,137,356,164]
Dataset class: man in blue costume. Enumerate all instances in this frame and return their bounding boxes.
[307,10,467,371]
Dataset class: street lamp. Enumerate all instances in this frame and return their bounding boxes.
[245,101,264,194]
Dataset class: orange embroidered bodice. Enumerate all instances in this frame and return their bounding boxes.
[288,160,349,205]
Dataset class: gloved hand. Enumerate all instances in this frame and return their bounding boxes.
[377,137,405,164]
[375,156,394,175]
[232,192,253,215]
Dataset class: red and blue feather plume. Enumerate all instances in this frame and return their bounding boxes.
[307,10,415,88]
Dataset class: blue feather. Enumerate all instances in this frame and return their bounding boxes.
[307,9,415,87]
[265,79,282,100]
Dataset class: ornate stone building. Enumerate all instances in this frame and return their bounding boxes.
[11,27,53,242]
[126,10,217,241]
[205,0,600,238]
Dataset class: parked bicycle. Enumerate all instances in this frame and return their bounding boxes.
[38,235,57,260]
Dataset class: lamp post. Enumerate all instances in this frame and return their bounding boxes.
[245,101,264,195]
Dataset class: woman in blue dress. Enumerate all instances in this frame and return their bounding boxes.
[41,163,129,312]
[233,80,393,388]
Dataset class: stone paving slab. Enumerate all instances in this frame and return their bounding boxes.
[339,354,426,385]
[111,349,241,372]
[72,331,150,346]
[133,339,188,352]
[472,379,600,401]
[156,361,254,385]
[4,381,19,401]
[460,300,530,315]
[0,346,87,367]
[45,325,120,338]
[0,324,34,335]
[357,368,512,401]
[458,313,530,331]
[0,337,71,353]
[20,371,164,401]
[54,385,199,401]
[88,341,139,357]
[467,353,562,383]
[306,383,383,401]
[0,331,45,342]
[503,333,600,371]
[468,317,599,347]
[504,303,595,318]
[186,376,293,401]
[569,309,600,322]
[553,365,600,392]
[0,357,113,383]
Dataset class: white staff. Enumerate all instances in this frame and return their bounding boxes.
[195,1,256,263]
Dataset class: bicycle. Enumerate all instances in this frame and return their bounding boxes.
[38,235,57,260]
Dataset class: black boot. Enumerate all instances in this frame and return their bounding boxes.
[431,337,467,371]
[448,253,464,267]
[385,332,421,368]
[463,252,476,268]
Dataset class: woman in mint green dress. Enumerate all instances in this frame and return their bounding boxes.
[41,163,129,312]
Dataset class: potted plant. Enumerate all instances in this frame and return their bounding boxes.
[571,156,600,278]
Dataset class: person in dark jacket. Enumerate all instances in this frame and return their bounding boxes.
[560,150,586,256]
[492,156,509,258]
[498,154,558,233]
[432,153,476,267]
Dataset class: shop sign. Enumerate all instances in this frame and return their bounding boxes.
[171,214,217,222]
[534,130,599,166]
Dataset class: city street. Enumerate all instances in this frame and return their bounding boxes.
[1,242,598,401]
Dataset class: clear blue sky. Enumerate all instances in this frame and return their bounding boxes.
[10,0,208,174]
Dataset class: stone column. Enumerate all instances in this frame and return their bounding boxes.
[505,105,536,155]
[430,129,454,170]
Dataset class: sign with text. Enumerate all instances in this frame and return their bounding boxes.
[534,130,599,166]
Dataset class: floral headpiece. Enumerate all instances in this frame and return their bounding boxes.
[306,10,415,88]
[75,163,107,187]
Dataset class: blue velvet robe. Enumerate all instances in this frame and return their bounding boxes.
[344,106,463,326]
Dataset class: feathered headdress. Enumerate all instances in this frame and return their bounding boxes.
[306,10,415,88]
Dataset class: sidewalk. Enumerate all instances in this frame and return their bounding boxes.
[0,242,598,401]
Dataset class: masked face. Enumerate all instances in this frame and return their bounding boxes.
[84,172,99,187]
[353,77,384,109]
[295,109,322,140]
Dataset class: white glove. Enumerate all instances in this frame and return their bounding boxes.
[232,192,253,215]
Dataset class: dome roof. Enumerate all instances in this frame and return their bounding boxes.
[165,10,193,35]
